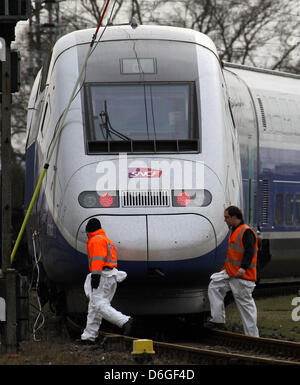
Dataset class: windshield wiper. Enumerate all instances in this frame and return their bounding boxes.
[99,100,131,141]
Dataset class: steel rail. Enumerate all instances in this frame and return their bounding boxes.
[98,331,300,365]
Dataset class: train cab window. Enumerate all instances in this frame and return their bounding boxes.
[286,194,294,225]
[296,194,300,225]
[275,193,283,225]
[84,82,199,153]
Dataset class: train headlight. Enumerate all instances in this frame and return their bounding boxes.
[78,191,119,208]
[172,190,212,207]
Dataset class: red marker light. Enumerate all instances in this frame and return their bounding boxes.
[171,189,212,207]
[176,191,191,207]
[79,191,119,208]
[99,193,114,207]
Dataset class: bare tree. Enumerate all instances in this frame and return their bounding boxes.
[143,0,300,72]
[60,0,124,31]
[44,0,300,74]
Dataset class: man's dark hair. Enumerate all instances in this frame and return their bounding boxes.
[86,218,101,233]
[225,205,243,220]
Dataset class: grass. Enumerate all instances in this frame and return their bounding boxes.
[225,294,300,341]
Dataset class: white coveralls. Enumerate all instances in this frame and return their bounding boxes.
[208,270,259,337]
[81,268,130,342]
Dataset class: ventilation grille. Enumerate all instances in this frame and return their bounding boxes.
[261,180,269,224]
[121,190,170,207]
[257,97,267,129]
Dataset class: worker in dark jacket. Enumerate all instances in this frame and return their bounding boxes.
[205,206,259,337]
[80,218,133,344]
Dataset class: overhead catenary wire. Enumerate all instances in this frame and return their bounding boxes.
[10,0,115,264]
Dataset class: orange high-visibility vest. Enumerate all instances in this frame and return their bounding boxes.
[225,224,258,281]
[87,228,117,274]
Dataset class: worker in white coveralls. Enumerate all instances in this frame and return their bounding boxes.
[80,218,133,344]
[205,206,259,337]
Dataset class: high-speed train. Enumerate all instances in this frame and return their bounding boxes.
[24,24,300,317]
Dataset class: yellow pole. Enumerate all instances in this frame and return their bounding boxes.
[10,165,48,263]
[9,1,113,265]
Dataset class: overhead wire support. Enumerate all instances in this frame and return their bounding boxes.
[10,0,113,264]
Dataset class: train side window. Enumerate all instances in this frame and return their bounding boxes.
[286,193,294,225]
[296,194,300,225]
[275,193,283,225]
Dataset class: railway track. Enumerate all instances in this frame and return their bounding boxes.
[67,288,300,364]
[197,328,300,363]
[98,329,300,365]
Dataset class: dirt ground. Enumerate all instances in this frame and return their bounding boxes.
[0,300,178,365]
[0,314,147,365]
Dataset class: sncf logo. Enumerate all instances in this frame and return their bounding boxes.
[128,168,162,178]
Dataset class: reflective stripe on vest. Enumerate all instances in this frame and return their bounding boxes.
[88,254,117,267]
[225,257,257,269]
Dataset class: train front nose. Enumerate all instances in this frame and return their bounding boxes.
[77,213,217,283]
[68,159,225,284]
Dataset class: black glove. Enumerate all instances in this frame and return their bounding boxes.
[91,274,100,289]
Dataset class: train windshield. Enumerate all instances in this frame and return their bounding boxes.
[84,83,199,153]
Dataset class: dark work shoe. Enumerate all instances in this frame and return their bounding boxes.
[122,317,134,336]
[203,320,226,331]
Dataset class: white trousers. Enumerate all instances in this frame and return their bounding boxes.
[81,272,130,341]
[208,276,259,337]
